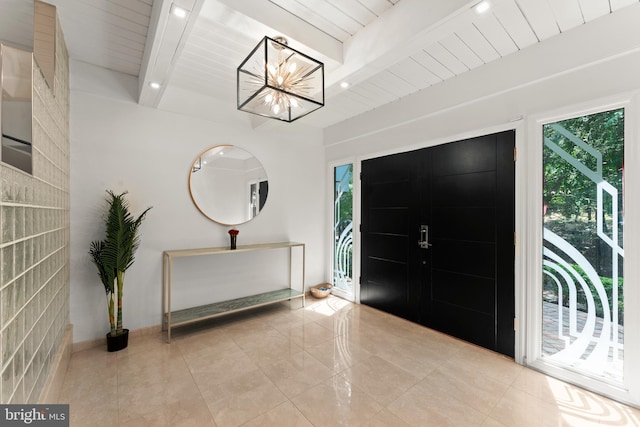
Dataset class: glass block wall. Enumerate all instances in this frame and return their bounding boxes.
[0,20,69,403]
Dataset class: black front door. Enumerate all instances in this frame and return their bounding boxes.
[361,130,515,357]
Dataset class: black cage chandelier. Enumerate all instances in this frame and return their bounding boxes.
[237,36,324,123]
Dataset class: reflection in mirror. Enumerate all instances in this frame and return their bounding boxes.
[1,44,33,174]
[189,145,269,225]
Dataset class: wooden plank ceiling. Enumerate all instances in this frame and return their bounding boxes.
[37,0,153,77]
[3,0,638,128]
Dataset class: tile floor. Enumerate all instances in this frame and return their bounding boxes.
[59,296,640,426]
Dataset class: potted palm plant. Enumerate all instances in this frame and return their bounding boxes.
[89,190,151,352]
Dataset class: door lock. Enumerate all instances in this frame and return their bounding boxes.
[418,225,432,249]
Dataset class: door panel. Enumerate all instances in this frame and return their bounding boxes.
[365,258,409,318]
[432,172,497,207]
[361,130,515,357]
[431,135,497,175]
[432,270,495,313]
[367,181,412,207]
[368,208,409,233]
[495,132,516,356]
[361,151,420,322]
[432,207,495,241]
[431,240,496,278]
[431,303,495,349]
[367,233,408,262]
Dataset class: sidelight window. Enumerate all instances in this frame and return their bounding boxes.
[333,164,353,299]
[542,108,624,382]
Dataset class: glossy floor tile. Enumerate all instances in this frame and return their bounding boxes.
[59,296,640,426]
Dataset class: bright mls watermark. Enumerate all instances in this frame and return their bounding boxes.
[1,405,69,426]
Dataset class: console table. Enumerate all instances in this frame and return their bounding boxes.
[162,242,305,342]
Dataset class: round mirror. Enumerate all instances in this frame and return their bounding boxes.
[189,145,269,225]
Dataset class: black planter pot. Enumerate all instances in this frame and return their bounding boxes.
[106,329,129,352]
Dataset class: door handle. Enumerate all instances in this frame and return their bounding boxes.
[418,225,432,249]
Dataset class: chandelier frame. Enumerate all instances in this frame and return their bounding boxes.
[237,36,325,123]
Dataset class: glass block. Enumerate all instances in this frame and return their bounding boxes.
[14,182,22,204]
[13,343,23,380]
[15,276,25,314]
[15,207,24,240]
[24,207,33,237]
[32,236,40,264]
[1,206,14,243]
[24,183,31,205]
[2,176,12,202]
[25,269,33,303]
[25,239,32,269]
[11,352,22,402]
[14,242,24,277]
[2,320,14,365]
[2,360,13,403]
[35,287,42,313]
[34,209,42,235]
[23,328,33,364]
[2,245,14,286]
[32,264,40,293]
[10,378,24,404]
[2,283,13,324]
[44,208,51,231]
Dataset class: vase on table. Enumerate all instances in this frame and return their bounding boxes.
[228,228,239,250]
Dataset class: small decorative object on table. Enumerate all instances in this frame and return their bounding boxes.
[228,228,239,249]
[310,283,332,299]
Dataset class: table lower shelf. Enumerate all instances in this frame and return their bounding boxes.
[164,288,305,331]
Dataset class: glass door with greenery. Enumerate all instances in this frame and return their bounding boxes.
[542,108,624,383]
[333,164,354,300]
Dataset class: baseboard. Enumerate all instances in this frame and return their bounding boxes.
[38,324,73,403]
[128,324,162,339]
[72,324,163,353]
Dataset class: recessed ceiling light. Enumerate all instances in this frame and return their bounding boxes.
[340,82,350,89]
[475,1,490,14]
[149,82,161,89]
[171,5,188,19]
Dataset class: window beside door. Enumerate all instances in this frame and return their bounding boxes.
[542,108,624,383]
[333,164,354,300]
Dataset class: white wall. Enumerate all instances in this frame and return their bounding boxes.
[70,61,326,343]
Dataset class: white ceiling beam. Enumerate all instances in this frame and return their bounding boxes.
[215,0,343,63]
[138,0,205,106]
[327,0,479,94]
